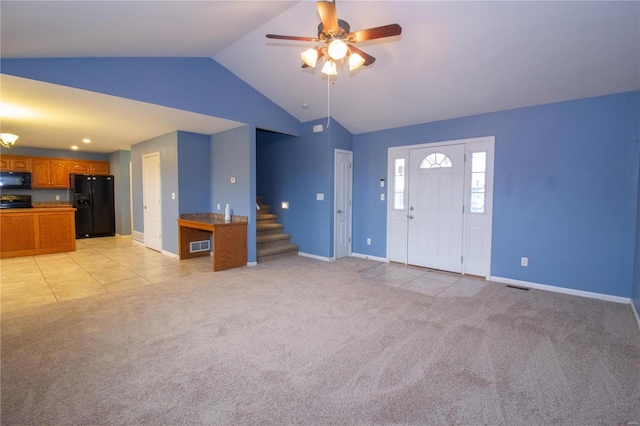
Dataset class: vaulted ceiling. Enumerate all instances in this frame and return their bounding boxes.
[1,1,638,153]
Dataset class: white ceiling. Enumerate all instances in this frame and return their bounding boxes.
[1,0,638,153]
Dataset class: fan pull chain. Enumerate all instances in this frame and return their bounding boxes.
[327,74,331,128]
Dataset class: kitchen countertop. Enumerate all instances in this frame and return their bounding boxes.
[1,206,76,213]
[179,213,248,225]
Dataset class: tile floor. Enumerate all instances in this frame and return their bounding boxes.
[358,261,487,297]
[1,236,487,314]
[1,236,212,313]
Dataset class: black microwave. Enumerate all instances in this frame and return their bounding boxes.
[0,171,32,189]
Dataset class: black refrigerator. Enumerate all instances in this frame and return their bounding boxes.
[70,174,116,238]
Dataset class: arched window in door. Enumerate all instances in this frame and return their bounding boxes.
[419,153,452,169]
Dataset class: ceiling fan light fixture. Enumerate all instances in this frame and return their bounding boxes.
[349,52,365,71]
[301,47,320,68]
[327,39,348,60]
[0,133,19,149]
[321,60,337,75]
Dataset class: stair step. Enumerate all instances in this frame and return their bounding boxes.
[257,233,292,249]
[257,213,277,222]
[257,204,270,214]
[257,223,284,236]
[257,233,291,244]
[257,244,299,262]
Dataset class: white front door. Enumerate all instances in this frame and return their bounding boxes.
[334,149,352,259]
[407,144,465,272]
[142,152,162,252]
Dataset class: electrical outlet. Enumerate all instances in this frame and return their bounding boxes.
[521,257,528,267]
[380,194,385,201]
[367,238,371,245]
[55,195,60,201]
[217,203,221,210]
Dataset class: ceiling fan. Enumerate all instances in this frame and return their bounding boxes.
[266,0,402,75]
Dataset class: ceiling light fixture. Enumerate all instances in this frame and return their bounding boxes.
[266,1,402,77]
[349,52,366,71]
[321,60,337,76]
[82,138,91,143]
[327,39,348,61]
[71,145,79,150]
[0,133,19,149]
[301,47,321,68]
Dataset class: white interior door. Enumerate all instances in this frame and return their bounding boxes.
[142,152,162,252]
[334,149,352,259]
[407,144,465,272]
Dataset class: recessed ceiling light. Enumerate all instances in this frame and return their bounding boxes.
[71,145,79,150]
[82,138,91,143]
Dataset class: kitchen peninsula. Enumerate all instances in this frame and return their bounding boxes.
[177,213,247,271]
[0,205,76,258]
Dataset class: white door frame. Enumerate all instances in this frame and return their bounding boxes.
[334,149,353,259]
[386,136,495,278]
[142,151,162,252]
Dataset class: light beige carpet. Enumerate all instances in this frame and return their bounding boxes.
[2,256,639,424]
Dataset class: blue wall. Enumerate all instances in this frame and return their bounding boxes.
[108,150,132,236]
[131,131,180,254]
[353,91,640,298]
[177,131,211,214]
[256,118,352,258]
[633,131,640,316]
[211,125,256,262]
[1,58,301,136]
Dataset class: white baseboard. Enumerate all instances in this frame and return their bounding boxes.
[632,301,640,333]
[351,252,388,263]
[161,250,178,259]
[247,261,257,267]
[133,231,144,243]
[490,276,630,304]
[298,252,333,262]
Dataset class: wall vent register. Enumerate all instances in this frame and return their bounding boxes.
[189,240,211,253]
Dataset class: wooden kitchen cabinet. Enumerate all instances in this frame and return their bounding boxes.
[69,160,110,175]
[32,159,70,188]
[0,207,76,258]
[0,155,32,172]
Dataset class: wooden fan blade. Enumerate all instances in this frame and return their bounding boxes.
[347,23,402,43]
[317,1,339,35]
[348,44,376,66]
[266,34,318,42]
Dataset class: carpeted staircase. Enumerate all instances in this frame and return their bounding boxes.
[256,195,299,262]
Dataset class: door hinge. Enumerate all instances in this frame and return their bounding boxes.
[461,256,464,263]
[349,237,351,243]
[462,204,465,213]
[350,163,352,168]
[464,153,467,162]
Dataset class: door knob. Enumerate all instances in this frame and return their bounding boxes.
[408,215,414,219]
[337,209,343,213]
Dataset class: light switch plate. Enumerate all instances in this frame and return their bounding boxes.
[380,194,385,201]
[316,193,324,201]
[230,177,237,184]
